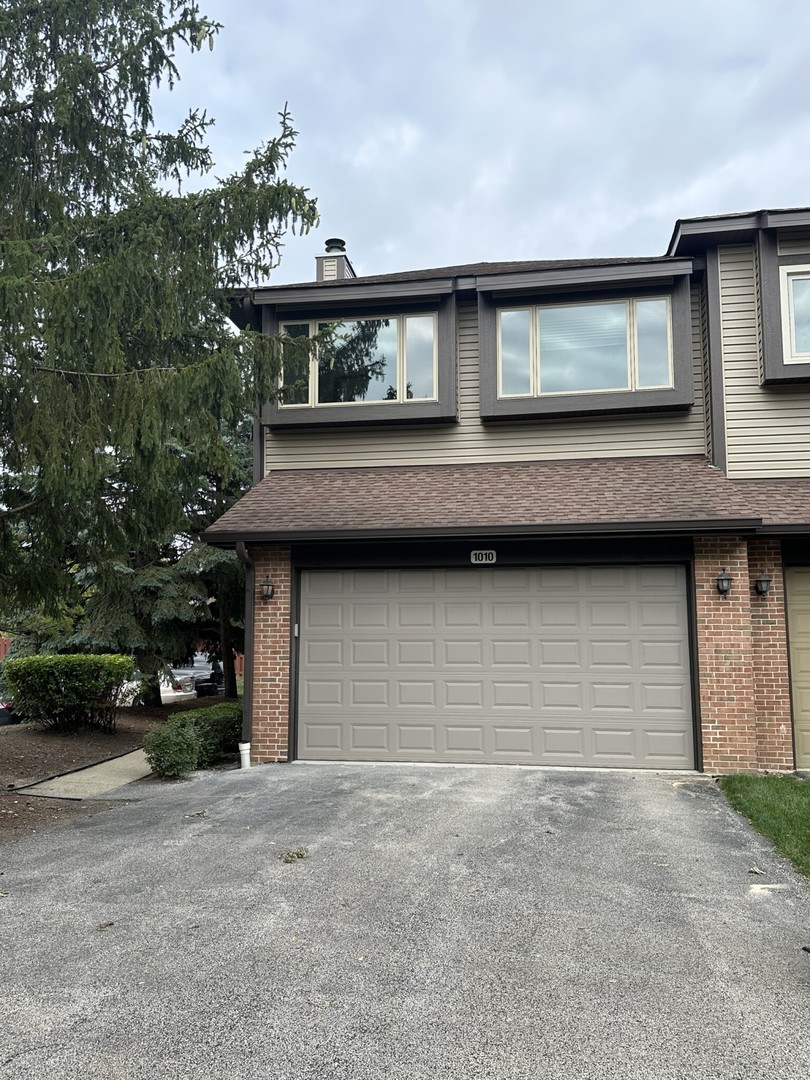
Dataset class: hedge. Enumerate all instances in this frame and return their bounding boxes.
[3,654,134,733]
[144,701,242,778]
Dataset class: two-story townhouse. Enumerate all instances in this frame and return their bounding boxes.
[205,210,810,774]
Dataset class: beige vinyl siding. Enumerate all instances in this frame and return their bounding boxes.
[719,243,810,478]
[265,295,708,472]
[778,229,810,256]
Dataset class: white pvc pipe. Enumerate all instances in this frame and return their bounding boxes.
[239,742,251,769]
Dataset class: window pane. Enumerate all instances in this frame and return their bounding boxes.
[405,316,435,399]
[280,323,311,405]
[318,318,398,403]
[538,303,628,393]
[499,309,532,395]
[635,299,671,388]
[792,277,810,354]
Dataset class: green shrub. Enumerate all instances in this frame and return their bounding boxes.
[144,701,242,778]
[143,721,201,778]
[3,654,134,733]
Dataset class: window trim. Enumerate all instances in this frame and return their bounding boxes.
[496,295,674,400]
[262,294,458,429]
[778,265,810,366]
[479,277,694,422]
[757,230,810,384]
[278,312,440,409]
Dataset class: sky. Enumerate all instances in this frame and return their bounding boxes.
[154,0,810,284]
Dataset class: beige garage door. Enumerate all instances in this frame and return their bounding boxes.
[297,565,694,769]
[786,567,810,769]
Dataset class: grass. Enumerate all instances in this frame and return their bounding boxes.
[720,775,810,879]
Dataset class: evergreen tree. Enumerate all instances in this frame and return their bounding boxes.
[0,2,317,698]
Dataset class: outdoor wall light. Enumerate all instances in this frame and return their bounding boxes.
[716,569,733,597]
[754,573,772,597]
[260,576,275,601]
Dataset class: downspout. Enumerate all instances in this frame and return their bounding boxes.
[235,541,254,768]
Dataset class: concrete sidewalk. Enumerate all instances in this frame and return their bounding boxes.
[21,748,152,799]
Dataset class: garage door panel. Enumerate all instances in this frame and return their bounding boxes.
[539,681,584,711]
[538,602,579,628]
[588,640,632,669]
[306,639,343,666]
[539,640,582,667]
[590,683,634,711]
[493,640,532,667]
[351,640,388,666]
[298,566,694,768]
[398,604,435,628]
[397,640,436,666]
[397,681,435,707]
[639,640,687,670]
[786,568,810,770]
[492,602,531,627]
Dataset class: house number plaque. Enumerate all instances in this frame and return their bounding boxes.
[470,550,497,564]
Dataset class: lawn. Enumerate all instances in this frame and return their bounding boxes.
[720,775,810,879]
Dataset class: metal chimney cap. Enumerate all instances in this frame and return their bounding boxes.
[324,237,346,253]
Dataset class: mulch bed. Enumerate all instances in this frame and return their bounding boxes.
[0,699,224,847]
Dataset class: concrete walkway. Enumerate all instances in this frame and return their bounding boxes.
[21,748,152,799]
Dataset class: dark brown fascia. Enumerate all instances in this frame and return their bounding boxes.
[667,208,810,257]
[254,259,698,307]
[203,517,763,548]
[474,259,695,293]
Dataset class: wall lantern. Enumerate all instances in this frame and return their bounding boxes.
[716,569,732,597]
[260,576,275,601]
[754,573,772,597]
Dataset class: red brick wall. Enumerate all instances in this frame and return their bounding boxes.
[250,546,292,763]
[748,539,793,771]
[693,537,759,772]
[694,536,793,773]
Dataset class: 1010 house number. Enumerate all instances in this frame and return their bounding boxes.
[470,550,497,564]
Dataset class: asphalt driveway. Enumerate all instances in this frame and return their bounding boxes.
[1,764,809,1079]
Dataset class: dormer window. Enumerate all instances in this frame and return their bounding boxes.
[280,314,437,407]
[498,297,673,399]
[779,266,810,365]
[478,276,693,421]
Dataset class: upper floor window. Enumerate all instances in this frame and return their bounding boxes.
[779,266,810,364]
[498,297,673,399]
[279,314,437,407]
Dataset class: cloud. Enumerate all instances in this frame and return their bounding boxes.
[150,0,810,283]
[349,121,422,172]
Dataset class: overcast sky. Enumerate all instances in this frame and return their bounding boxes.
[155,0,810,284]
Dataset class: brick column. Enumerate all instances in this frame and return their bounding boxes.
[748,539,793,771]
[693,537,758,772]
[250,546,292,763]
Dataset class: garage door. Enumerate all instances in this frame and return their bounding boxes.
[297,565,694,769]
[786,567,810,769]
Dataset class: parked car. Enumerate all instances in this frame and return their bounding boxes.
[119,669,197,707]
[171,663,225,698]
[0,698,20,725]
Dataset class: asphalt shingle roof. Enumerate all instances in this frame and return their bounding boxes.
[204,456,810,543]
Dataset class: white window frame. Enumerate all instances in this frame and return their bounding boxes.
[779,265,810,365]
[279,313,439,408]
[497,296,674,399]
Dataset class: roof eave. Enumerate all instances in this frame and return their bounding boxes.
[203,517,763,548]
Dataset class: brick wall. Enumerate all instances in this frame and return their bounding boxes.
[748,539,793,771]
[694,536,793,773]
[250,546,292,763]
[693,537,758,772]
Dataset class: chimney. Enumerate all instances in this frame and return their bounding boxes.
[315,237,356,282]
